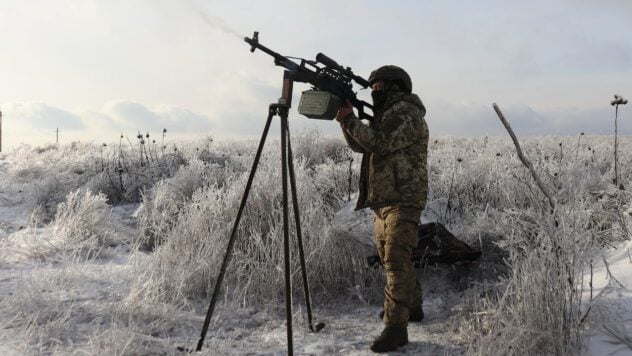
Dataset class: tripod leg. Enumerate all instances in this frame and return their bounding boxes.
[195,108,275,352]
[280,114,294,355]
[285,123,324,332]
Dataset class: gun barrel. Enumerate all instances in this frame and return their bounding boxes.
[244,32,299,71]
[244,35,282,60]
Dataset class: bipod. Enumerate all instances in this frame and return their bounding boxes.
[189,72,325,354]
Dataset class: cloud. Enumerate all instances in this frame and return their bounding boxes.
[545,106,629,135]
[2,102,84,131]
[0,100,214,149]
[102,101,161,128]
[427,101,632,136]
[559,0,632,13]
[91,100,214,133]
[3,98,630,151]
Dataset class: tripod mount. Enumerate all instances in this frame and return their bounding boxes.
[192,70,325,355]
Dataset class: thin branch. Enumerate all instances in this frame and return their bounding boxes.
[602,256,626,289]
[493,103,557,212]
[603,324,632,351]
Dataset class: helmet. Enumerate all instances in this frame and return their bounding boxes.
[368,65,412,93]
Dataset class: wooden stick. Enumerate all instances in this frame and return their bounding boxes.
[493,103,557,212]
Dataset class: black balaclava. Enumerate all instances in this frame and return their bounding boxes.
[371,81,400,111]
[371,90,388,110]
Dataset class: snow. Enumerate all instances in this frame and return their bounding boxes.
[0,177,469,354]
[1,138,632,355]
[0,201,499,355]
[585,240,632,356]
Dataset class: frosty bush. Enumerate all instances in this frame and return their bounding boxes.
[0,139,193,215]
[127,137,373,309]
[2,144,108,222]
[460,208,593,355]
[135,180,184,251]
[28,174,71,223]
[451,135,632,355]
[136,157,246,250]
[0,268,91,351]
[84,170,126,204]
[126,133,632,355]
[291,128,328,167]
[54,190,117,256]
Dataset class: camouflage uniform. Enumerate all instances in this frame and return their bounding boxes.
[339,91,428,328]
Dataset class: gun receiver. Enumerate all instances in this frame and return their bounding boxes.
[244,31,373,121]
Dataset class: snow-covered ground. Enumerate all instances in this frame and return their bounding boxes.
[586,239,632,356]
[1,136,631,355]
[0,188,470,355]
[4,185,629,355]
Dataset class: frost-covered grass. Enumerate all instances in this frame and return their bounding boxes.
[0,132,631,355]
[53,190,121,258]
[0,139,191,224]
[444,135,632,355]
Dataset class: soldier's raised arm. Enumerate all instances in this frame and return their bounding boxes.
[338,101,427,156]
[337,101,369,153]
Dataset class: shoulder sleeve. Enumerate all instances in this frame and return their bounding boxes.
[339,102,426,155]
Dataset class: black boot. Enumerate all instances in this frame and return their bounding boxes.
[379,305,424,322]
[370,326,408,353]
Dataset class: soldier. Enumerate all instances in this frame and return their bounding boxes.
[336,65,429,353]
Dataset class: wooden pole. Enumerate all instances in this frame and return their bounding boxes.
[0,108,3,152]
[56,128,59,144]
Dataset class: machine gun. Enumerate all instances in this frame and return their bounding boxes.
[244,31,374,121]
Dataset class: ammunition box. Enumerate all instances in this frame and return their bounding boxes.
[298,90,341,120]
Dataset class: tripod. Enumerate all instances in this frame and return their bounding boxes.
[194,71,325,354]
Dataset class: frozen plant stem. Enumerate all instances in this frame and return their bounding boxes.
[162,128,167,157]
[575,132,584,160]
[100,143,106,172]
[558,142,563,177]
[615,104,619,186]
[444,159,457,223]
[611,94,628,187]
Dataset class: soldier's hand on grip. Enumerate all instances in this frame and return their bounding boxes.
[336,100,354,122]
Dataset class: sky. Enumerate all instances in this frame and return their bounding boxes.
[1,0,631,150]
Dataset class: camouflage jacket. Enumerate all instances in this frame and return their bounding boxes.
[339,92,429,210]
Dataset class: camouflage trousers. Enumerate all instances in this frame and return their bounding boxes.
[373,206,422,328]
